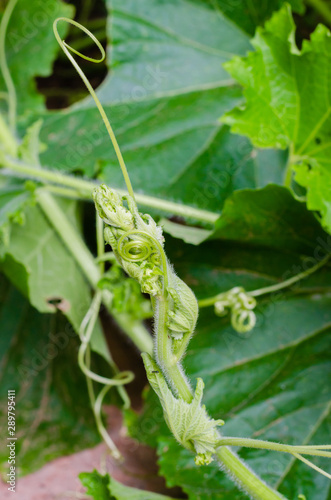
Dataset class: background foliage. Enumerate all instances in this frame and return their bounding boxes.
[0,0,330,499]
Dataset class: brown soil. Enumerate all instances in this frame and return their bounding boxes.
[0,406,184,500]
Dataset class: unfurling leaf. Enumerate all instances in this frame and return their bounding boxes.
[142,353,224,466]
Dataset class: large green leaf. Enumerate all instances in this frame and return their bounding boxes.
[222,5,331,234]
[0,193,114,364]
[38,0,287,215]
[0,0,74,121]
[0,198,93,329]
[104,0,250,101]
[40,87,266,212]
[128,231,331,499]
[211,185,326,254]
[196,0,304,36]
[0,280,99,476]
[163,184,326,248]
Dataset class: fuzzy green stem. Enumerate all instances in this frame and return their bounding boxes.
[1,157,218,224]
[155,295,193,402]
[36,189,153,354]
[153,292,285,498]
[305,0,331,25]
[0,0,18,133]
[145,228,288,498]
[155,290,286,498]
[215,448,286,499]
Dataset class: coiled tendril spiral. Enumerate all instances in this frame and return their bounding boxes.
[214,286,257,334]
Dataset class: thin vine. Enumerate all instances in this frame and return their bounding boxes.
[198,253,330,334]
[53,17,135,201]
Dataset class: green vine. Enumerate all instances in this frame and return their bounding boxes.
[0,155,218,223]
[0,0,330,495]
[51,16,331,500]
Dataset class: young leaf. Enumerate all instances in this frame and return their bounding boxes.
[222,5,331,234]
[142,353,224,466]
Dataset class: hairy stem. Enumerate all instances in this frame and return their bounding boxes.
[155,295,193,402]
[154,294,285,499]
[215,448,286,500]
[96,214,105,276]
[1,157,218,224]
